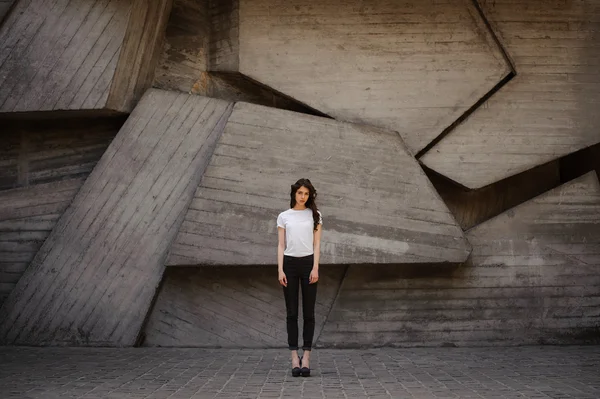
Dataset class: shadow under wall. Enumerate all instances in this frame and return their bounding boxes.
[425,141,600,233]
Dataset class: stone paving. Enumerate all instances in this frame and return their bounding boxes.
[1,346,599,399]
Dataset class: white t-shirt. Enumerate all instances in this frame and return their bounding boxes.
[277,208,322,257]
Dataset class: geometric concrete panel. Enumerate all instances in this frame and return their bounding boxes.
[319,172,600,347]
[236,0,510,154]
[421,0,600,189]
[0,0,172,115]
[142,265,346,347]
[166,102,471,266]
[0,90,232,346]
[0,178,85,307]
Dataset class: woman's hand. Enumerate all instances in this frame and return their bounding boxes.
[278,270,287,287]
[309,268,319,284]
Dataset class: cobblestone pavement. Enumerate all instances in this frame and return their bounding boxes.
[1,347,599,399]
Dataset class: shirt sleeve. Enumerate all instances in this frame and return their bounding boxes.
[317,210,323,225]
[277,213,285,229]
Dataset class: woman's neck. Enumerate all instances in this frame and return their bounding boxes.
[292,205,307,210]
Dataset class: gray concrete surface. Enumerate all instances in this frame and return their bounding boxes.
[0,0,171,114]
[1,346,599,398]
[237,0,510,155]
[421,0,600,189]
[0,91,232,347]
[167,102,470,267]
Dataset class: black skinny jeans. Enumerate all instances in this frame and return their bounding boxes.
[282,254,318,351]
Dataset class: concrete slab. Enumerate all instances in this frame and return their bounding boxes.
[0,0,172,114]
[234,0,511,155]
[319,172,600,347]
[166,102,471,266]
[421,0,600,189]
[0,90,232,346]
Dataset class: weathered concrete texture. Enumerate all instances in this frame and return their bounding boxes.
[236,0,510,154]
[0,90,233,346]
[152,0,240,90]
[0,119,119,307]
[209,0,239,72]
[167,102,470,266]
[427,161,560,230]
[153,0,237,88]
[0,0,172,115]
[422,0,600,189]
[0,0,14,23]
[0,179,84,308]
[153,0,209,94]
[194,72,322,115]
[0,117,120,190]
[319,172,600,347]
[143,266,346,347]
[153,0,314,114]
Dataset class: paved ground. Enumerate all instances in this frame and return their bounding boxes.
[1,347,599,399]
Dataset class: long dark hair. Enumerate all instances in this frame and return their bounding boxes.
[290,178,320,231]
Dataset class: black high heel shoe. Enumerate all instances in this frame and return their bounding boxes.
[292,356,301,377]
[300,356,310,377]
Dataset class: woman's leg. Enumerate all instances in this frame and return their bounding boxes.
[300,256,318,354]
[282,257,300,351]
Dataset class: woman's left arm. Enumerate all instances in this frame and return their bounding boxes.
[310,224,322,284]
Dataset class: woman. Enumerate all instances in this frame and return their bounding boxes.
[277,178,322,377]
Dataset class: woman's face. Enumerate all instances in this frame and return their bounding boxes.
[295,186,310,207]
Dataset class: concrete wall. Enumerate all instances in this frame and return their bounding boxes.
[318,172,600,347]
[0,0,172,114]
[153,0,209,93]
[1,0,599,348]
[0,118,120,307]
[166,103,470,266]
[0,179,84,308]
[143,266,346,347]
[427,162,561,230]
[152,0,315,114]
[146,173,600,348]
[237,0,511,155]
[0,91,232,346]
[421,0,600,188]
[0,0,14,23]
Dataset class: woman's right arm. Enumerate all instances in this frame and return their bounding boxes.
[278,227,287,287]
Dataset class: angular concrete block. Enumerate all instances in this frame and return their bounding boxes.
[167,102,471,266]
[233,0,510,154]
[0,90,232,346]
[318,172,600,347]
[421,0,600,188]
[0,0,173,115]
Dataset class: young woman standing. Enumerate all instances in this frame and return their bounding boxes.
[277,178,322,377]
